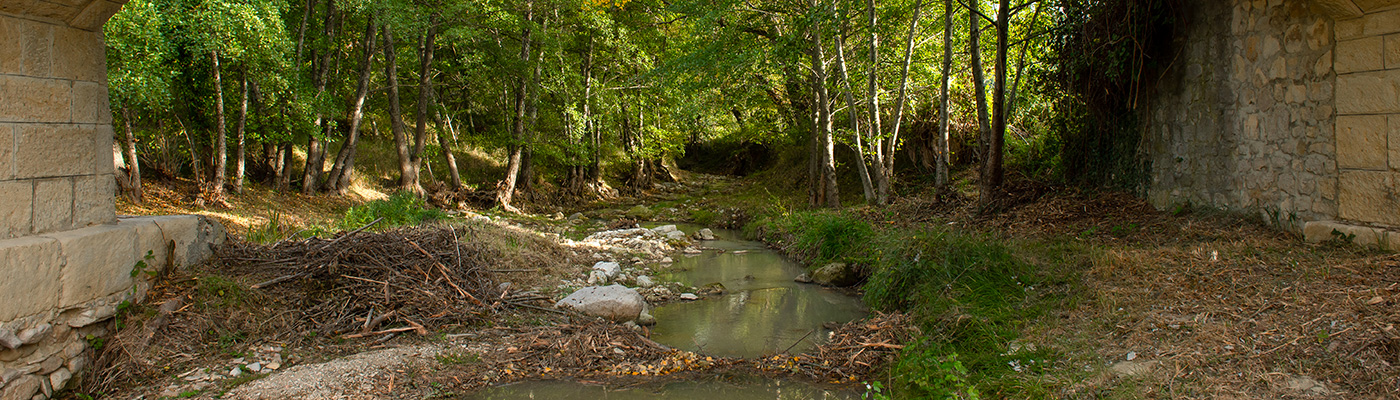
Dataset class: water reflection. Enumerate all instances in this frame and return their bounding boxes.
[648,226,867,358]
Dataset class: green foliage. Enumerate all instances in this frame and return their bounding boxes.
[889,351,980,399]
[754,211,872,267]
[197,275,248,308]
[246,212,287,244]
[340,192,447,230]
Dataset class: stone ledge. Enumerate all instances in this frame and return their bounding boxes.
[0,215,223,399]
[1303,220,1400,249]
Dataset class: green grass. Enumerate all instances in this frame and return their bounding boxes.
[340,192,448,231]
[751,210,1084,398]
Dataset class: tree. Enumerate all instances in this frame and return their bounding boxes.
[105,0,174,203]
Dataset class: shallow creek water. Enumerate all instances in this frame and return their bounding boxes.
[465,224,867,399]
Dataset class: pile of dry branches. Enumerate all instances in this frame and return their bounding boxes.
[755,312,919,383]
[222,225,506,336]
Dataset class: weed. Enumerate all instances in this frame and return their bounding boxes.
[196,276,247,308]
[341,192,447,231]
[753,211,873,266]
[246,212,287,244]
[689,209,719,226]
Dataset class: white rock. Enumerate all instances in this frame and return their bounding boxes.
[660,257,673,264]
[556,285,648,322]
[229,366,243,377]
[636,276,656,288]
[247,362,262,373]
[591,262,621,279]
[695,228,716,240]
[652,225,678,234]
[666,231,689,241]
[680,293,699,301]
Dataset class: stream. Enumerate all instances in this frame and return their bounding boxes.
[466,224,868,399]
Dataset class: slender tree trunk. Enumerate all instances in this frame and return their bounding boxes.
[518,29,545,196]
[383,24,415,193]
[1008,2,1043,117]
[234,70,248,194]
[211,50,227,197]
[276,142,291,190]
[294,0,315,62]
[411,17,437,193]
[302,0,338,195]
[433,107,462,189]
[883,0,924,205]
[985,0,1010,203]
[968,0,992,185]
[866,0,890,205]
[326,16,376,194]
[582,37,599,182]
[497,3,533,213]
[834,27,875,204]
[121,107,142,203]
[936,0,954,188]
[810,7,840,209]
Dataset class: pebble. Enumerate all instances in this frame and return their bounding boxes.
[248,362,262,373]
[229,366,243,377]
[680,293,699,301]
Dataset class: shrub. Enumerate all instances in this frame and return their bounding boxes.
[340,192,447,231]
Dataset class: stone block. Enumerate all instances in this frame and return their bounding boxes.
[47,224,137,307]
[1303,220,1385,246]
[0,126,13,180]
[1337,17,1365,40]
[0,237,61,322]
[68,0,126,32]
[0,16,21,75]
[1339,170,1400,225]
[120,217,168,275]
[32,178,73,234]
[1336,36,1384,73]
[70,82,108,124]
[1387,34,1400,69]
[0,75,72,124]
[53,27,106,81]
[1336,71,1400,114]
[1337,115,1389,169]
[20,19,53,77]
[94,124,113,177]
[1363,7,1400,36]
[1313,0,1364,18]
[0,180,33,240]
[15,124,95,178]
[73,174,115,227]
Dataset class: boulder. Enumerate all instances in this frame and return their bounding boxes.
[636,310,657,326]
[665,230,689,242]
[812,263,861,287]
[794,273,813,284]
[651,225,678,234]
[695,228,717,240]
[679,293,699,301]
[556,285,647,322]
[635,275,656,288]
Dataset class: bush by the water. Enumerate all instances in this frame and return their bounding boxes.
[341,192,448,230]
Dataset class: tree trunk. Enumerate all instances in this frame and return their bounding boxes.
[582,37,600,182]
[384,24,415,193]
[302,0,338,195]
[497,3,533,213]
[866,0,890,206]
[968,0,992,194]
[835,20,876,204]
[1008,2,1043,117]
[276,142,291,190]
[411,17,437,193]
[984,0,1010,204]
[433,107,462,189]
[518,30,546,196]
[883,0,924,205]
[234,70,248,194]
[211,50,227,197]
[936,0,954,188]
[326,16,377,194]
[121,107,142,203]
[810,8,840,209]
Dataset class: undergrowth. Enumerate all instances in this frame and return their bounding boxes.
[340,192,448,231]
[752,210,1083,398]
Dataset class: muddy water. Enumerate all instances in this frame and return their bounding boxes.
[465,376,856,399]
[647,226,868,357]
[466,224,867,398]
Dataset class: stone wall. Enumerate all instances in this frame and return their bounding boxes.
[1145,0,1339,231]
[1,3,228,400]
[0,3,123,240]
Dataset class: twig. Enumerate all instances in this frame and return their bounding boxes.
[340,274,388,286]
[783,328,818,354]
[404,238,482,305]
[484,269,539,273]
[318,217,384,250]
[502,300,568,315]
[362,310,397,334]
[342,326,418,339]
[251,272,309,289]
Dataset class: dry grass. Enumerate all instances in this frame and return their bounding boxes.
[118,177,374,235]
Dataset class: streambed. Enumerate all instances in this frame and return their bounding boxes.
[466,224,868,398]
